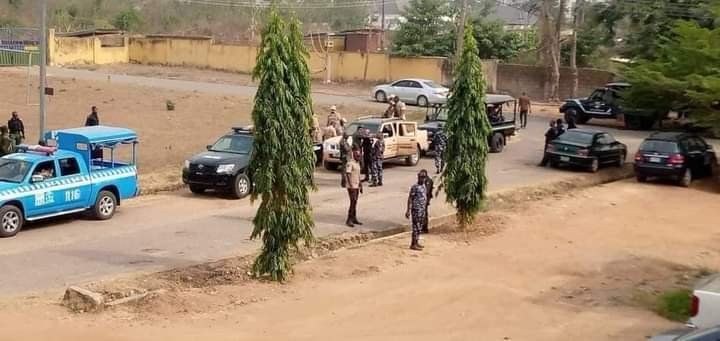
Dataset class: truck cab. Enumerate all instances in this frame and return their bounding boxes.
[0,126,138,237]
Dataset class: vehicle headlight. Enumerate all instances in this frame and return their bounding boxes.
[184,160,190,169]
[216,164,236,174]
[324,141,337,151]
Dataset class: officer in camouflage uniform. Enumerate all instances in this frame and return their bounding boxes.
[421,175,434,234]
[0,126,15,157]
[369,132,385,187]
[338,132,352,188]
[432,129,448,174]
[405,170,429,250]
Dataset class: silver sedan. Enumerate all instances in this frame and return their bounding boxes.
[371,78,450,107]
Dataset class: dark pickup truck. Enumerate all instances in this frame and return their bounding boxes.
[418,94,517,153]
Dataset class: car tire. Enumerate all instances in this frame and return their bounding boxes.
[678,168,692,187]
[375,91,387,103]
[324,162,339,171]
[417,95,429,107]
[489,133,505,153]
[0,205,23,238]
[589,158,599,173]
[189,185,206,194]
[636,174,647,183]
[406,146,420,166]
[617,152,626,167]
[231,173,252,199]
[93,190,117,220]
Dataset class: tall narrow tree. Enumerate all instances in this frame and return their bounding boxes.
[248,8,315,282]
[441,22,491,229]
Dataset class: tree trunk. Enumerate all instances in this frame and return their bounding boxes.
[455,0,469,63]
[570,0,583,98]
[548,0,567,102]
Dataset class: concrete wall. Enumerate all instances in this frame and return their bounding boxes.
[497,63,615,100]
[49,30,129,66]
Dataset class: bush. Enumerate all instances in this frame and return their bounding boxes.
[655,289,693,322]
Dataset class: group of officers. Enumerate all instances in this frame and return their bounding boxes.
[0,106,102,157]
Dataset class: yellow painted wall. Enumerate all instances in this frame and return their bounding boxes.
[49,31,130,66]
[53,36,497,86]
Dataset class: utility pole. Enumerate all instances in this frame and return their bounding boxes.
[455,0,468,62]
[380,0,385,50]
[39,0,47,142]
[570,0,584,98]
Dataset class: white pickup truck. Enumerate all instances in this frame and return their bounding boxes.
[690,274,720,329]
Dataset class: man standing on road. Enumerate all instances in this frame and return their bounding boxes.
[432,129,448,174]
[345,148,363,227]
[406,170,429,250]
[519,92,531,129]
[421,172,434,234]
[539,120,558,167]
[361,128,373,182]
[85,106,100,126]
[370,132,385,187]
[0,126,15,157]
[8,111,24,146]
[339,131,352,188]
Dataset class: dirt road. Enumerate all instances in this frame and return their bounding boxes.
[2,180,718,340]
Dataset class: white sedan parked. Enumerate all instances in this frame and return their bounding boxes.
[371,78,450,107]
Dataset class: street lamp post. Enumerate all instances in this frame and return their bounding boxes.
[39,0,47,143]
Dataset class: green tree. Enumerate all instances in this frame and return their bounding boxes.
[392,0,456,57]
[248,8,315,282]
[442,22,492,229]
[621,18,720,129]
[560,26,604,67]
[113,7,141,31]
[472,18,530,61]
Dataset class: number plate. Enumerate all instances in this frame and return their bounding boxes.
[649,157,661,163]
[560,156,570,162]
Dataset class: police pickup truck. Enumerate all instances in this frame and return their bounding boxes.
[0,126,139,237]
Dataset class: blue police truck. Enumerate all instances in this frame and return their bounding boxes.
[0,126,139,237]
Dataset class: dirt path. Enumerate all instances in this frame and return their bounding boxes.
[1,180,718,340]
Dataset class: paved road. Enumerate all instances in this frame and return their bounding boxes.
[45,67,370,105]
[0,113,654,295]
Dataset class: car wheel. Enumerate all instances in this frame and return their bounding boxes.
[636,174,647,183]
[0,205,23,238]
[705,160,717,177]
[617,152,626,167]
[375,91,387,103]
[93,190,117,220]
[324,162,339,171]
[231,173,252,199]
[679,168,692,187]
[417,95,429,107]
[589,158,599,173]
[406,146,420,166]
[189,185,206,194]
[489,133,505,153]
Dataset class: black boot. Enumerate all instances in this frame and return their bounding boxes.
[352,218,363,225]
[346,219,354,228]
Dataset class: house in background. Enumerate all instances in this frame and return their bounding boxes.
[368,0,408,31]
[486,4,538,31]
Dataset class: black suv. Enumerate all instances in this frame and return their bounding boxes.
[634,132,717,187]
[183,127,255,199]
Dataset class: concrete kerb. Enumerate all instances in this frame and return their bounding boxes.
[62,165,634,312]
[339,164,635,247]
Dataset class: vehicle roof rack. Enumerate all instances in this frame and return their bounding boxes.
[232,125,254,134]
[16,144,57,156]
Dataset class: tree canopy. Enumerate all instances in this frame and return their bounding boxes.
[472,18,531,61]
[391,0,456,57]
[442,22,492,228]
[248,8,316,282]
[621,17,720,129]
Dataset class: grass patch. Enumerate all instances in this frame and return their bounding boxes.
[655,289,693,322]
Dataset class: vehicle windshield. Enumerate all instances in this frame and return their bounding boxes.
[423,81,444,89]
[640,140,680,153]
[431,104,502,121]
[345,123,381,135]
[0,159,32,183]
[210,135,253,154]
[556,131,594,145]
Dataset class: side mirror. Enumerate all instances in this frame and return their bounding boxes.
[383,133,390,138]
[206,145,212,150]
[31,175,44,183]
